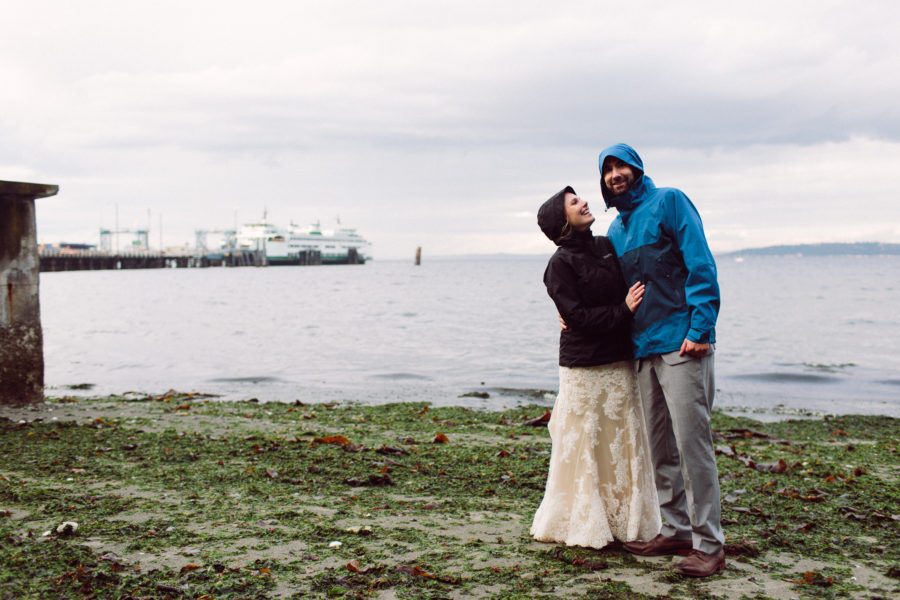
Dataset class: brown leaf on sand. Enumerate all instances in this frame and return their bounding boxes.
[777,488,826,503]
[432,433,449,444]
[314,435,366,452]
[522,410,551,427]
[344,474,394,487]
[715,445,736,458]
[180,564,202,574]
[550,547,607,570]
[729,506,767,519]
[376,445,408,456]
[315,435,351,445]
[346,559,381,574]
[843,510,867,520]
[759,458,789,473]
[724,540,760,557]
[397,564,458,583]
[397,564,435,579]
[157,584,182,594]
[789,570,834,586]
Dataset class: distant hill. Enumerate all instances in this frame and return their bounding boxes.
[722,242,900,257]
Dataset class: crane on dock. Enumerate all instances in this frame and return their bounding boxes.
[99,229,149,253]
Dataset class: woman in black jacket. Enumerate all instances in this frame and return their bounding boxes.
[530,186,661,549]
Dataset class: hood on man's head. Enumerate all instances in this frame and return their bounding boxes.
[598,143,644,205]
[537,186,575,244]
[599,143,644,176]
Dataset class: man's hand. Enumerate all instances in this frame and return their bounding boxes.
[679,339,709,357]
[558,313,567,330]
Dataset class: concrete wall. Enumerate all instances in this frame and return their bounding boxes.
[0,181,58,406]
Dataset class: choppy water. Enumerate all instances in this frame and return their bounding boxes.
[39,254,900,419]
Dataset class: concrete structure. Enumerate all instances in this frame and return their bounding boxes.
[0,180,58,406]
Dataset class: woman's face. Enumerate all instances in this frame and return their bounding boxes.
[564,192,594,232]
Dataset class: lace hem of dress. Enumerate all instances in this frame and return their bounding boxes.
[530,362,661,548]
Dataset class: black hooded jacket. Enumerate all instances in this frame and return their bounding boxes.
[537,187,634,367]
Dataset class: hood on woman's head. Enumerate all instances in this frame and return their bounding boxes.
[538,186,575,244]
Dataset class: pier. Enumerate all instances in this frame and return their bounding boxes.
[38,217,368,272]
[37,248,327,272]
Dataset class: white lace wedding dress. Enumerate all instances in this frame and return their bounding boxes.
[530,361,661,548]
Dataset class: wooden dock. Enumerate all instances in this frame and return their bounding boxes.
[37,248,286,272]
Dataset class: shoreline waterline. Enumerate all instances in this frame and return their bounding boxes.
[42,380,899,422]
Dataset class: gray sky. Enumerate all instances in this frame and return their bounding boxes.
[5,0,899,259]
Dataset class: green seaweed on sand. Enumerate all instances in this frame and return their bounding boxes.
[0,396,897,599]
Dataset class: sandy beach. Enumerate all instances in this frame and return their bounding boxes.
[1,393,898,599]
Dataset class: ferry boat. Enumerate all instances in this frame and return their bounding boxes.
[236,218,371,265]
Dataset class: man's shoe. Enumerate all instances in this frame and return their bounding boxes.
[622,534,693,556]
[673,548,726,577]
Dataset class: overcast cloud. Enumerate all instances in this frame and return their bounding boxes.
[4,0,899,258]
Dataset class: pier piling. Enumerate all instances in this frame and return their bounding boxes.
[0,180,59,406]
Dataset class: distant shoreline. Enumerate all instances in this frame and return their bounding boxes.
[414,242,900,261]
[719,242,900,257]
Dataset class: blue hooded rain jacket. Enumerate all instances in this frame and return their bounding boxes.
[599,143,719,359]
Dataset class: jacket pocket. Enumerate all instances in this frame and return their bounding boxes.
[654,252,686,306]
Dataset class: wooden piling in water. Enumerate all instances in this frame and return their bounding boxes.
[0,180,59,406]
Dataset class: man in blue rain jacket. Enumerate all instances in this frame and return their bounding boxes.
[599,143,725,577]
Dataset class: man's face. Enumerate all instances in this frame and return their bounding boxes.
[602,157,636,196]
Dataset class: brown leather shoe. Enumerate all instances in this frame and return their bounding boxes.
[622,534,693,556]
[673,548,726,577]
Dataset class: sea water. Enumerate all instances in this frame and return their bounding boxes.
[39,254,900,419]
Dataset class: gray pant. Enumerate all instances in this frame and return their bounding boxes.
[636,349,724,554]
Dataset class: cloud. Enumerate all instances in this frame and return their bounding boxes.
[4,1,900,258]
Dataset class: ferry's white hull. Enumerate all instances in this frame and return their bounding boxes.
[236,221,371,265]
